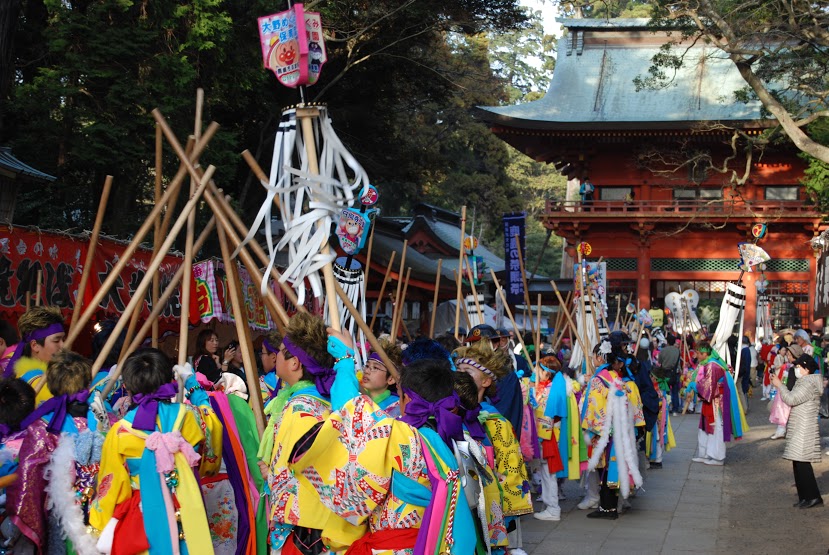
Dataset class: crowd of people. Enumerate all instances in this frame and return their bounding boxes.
[0,303,823,554]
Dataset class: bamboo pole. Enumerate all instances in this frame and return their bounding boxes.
[395,268,412,340]
[515,233,534,336]
[90,166,215,379]
[455,270,472,331]
[429,259,443,338]
[390,241,408,340]
[454,206,466,340]
[489,269,532,364]
[217,222,265,434]
[369,252,396,332]
[613,294,622,331]
[152,124,163,348]
[118,299,143,367]
[35,269,41,306]
[363,223,375,298]
[462,253,484,326]
[333,280,399,382]
[551,280,593,374]
[108,218,216,394]
[208,183,301,309]
[551,291,572,351]
[66,126,218,349]
[241,149,282,211]
[70,175,113,330]
[152,111,289,330]
[535,293,542,367]
[158,137,194,249]
[575,254,591,360]
[296,105,340,332]
[25,292,30,311]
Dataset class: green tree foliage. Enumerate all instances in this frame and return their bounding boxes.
[557,0,652,19]
[3,0,528,245]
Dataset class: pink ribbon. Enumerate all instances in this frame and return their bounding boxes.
[145,430,201,473]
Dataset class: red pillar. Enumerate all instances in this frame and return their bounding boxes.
[637,242,650,310]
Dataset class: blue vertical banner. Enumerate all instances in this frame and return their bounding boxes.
[503,212,526,304]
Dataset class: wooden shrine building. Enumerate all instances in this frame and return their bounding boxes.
[479,18,827,335]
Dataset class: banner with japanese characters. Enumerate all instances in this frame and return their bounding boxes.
[0,227,182,326]
[502,212,526,305]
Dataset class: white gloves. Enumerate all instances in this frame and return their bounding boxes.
[174,362,194,382]
[89,390,110,433]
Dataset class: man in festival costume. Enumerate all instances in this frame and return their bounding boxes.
[453,341,533,555]
[7,350,109,553]
[692,342,748,466]
[360,338,402,417]
[203,373,267,554]
[582,342,645,520]
[257,311,359,553]
[5,306,66,406]
[286,330,476,554]
[466,326,526,450]
[90,348,221,554]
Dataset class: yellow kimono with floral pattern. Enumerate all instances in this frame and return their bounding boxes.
[480,403,533,518]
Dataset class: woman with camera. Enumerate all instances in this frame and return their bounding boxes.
[770,354,824,509]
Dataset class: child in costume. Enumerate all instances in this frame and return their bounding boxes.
[90,348,221,554]
[6,306,66,406]
[0,378,35,553]
[360,339,402,417]
[257,312,344,553]
[531,356,564,522]
[582,342,644,520]
[204,373,266,555]
[692,342,747,465]
[453,341,533,554]
[7,349,108,553]
[288,333,476,555]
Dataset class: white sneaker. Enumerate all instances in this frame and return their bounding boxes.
[691,456,709,463]
[577,497,599,510]
[770,433,784,440]
[510,550,529,555]
[533,507,561,521]
[704,458,724,466]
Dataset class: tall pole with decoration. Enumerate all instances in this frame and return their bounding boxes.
[243,4,379,367]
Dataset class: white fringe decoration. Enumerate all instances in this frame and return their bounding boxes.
[326,259,368,368]
[235,107,370,310]
[44,433,102,555]
[712,282,746,362]
[569,293,600,371]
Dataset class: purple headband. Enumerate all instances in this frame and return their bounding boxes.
[262,338,279,355]
[456,357,496,380]
[20,390,90,434]
[368,352,398,374]
[399,388,463,447]
[282,335,335,397]
[4,323,65,378]
[132,382,179,431]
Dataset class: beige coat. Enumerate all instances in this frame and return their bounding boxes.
[779,373,823,463]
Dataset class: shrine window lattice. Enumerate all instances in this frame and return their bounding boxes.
[651,258,809,273]
[763,280,810,330]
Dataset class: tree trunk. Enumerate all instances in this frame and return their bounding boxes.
[0,0,23,133]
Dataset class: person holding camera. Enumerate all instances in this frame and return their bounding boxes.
[770,354,824,508]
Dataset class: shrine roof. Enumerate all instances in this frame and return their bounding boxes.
[478,19,769,131]
[0,147,56,182]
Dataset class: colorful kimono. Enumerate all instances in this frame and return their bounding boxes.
[518,377,540,462]
[205,390,266,555]
[8,406,104,553]
[582,369,643,497]
[13,357,52,406]
[544,372,586,480]
[479,401,533,519]
[90,378,222,555]
[292,392,476,555]
[696,356,747,442]
[646,378,676,461]
[373,390,401,419]
[267,386,353,551]
[260,372,278,406]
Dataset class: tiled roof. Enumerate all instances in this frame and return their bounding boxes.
[477,19,766,129]
[0,147,56,182]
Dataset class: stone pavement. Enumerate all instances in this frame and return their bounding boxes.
[520,413,722,554]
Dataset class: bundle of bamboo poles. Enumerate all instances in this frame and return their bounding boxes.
[55,91,401,436]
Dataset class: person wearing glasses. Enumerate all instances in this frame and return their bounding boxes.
[359,339,402,417]
[770,354,824,508]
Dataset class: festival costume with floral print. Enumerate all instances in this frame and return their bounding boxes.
[6,389,106,554]
[542,371,587,480]
[286,337,476,555]
[645,375,676,461]
[89,375,222,555]
[13,357,53,407]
